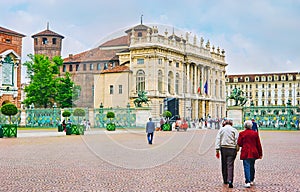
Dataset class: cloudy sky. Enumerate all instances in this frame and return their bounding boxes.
[2,0,300,77]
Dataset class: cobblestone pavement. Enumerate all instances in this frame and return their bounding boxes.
[0,129,299,191]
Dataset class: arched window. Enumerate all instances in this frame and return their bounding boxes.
[158,70,163,93]
[168,71,174,94]
[175,73,179,94]
[136,70,145,92]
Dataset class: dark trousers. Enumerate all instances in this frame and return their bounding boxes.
[243,158,256,183]
[220,147,237,183]
[147,132,153,144]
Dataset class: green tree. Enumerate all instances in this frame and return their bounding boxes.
[23,54,61,108]
[56,72,81,108]
[1,103,18,124]
[23,54,80,108]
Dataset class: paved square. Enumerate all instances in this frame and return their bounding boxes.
[0,129,299,191]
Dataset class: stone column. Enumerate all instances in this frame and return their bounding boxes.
[194,65,197,94]
[187,63,190,94]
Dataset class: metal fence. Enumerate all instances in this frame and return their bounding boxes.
[243,105,300,130]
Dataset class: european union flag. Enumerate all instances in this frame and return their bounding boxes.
[204,80,208,94]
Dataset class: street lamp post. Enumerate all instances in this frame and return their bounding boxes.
[286,100,292,130]
[99,103,104,127]
[53,102,57,127]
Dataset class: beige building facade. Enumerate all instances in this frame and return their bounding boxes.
[226,72,300,107]
[92,24,228,120]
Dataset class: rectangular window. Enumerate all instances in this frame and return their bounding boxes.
[83,64,86,71]
[137,59,144,64]
[97,63,101,70]
[110,85,114,94]
[52,38,57,44]
[90,64,93,70]
[158,58,162,64]
[176,62,179,68]
[119,85,122,94]
[282,83,284,88]
[76,64,79,71]
[69,65,73,72]
[63,65,66,72]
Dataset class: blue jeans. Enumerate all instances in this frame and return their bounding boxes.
[147,132,153,144]
[243,159,256,183]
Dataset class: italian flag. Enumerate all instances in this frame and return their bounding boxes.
[197,80,202,94]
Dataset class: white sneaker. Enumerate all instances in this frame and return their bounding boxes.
[244,183,251,188]
[250,181,255,186]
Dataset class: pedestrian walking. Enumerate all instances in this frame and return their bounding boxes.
[86,120,91,131]
[251,118,259,132]
[146,117,155,145]
[237,120,263,188]
[215,119,239,188]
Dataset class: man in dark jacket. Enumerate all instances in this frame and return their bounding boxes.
[251,118,258,132]
[238,120,263,188]
[146,118,155,144]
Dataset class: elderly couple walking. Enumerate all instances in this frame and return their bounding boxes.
[215,119,263,189]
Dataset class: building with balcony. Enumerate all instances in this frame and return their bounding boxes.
[62,23,228,120]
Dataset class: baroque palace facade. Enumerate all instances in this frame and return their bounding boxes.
[226,72,300,107]
[0,26,25,108]
[62,23,228,120]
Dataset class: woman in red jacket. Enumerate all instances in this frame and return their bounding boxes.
[237,120,263,188]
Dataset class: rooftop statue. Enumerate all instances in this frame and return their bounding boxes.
[226,88,248,106]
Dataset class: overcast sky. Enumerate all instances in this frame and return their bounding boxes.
[2,0,300,77]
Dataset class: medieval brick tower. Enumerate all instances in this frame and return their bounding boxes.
[32,23,64,59]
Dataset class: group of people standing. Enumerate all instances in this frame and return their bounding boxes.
[215,118,262,188]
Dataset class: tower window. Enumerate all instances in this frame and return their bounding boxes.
[34,38,38,45]
[83,64,86,71]
[52,38,57,44]
[138,32,142,37]
[42,38,48,44]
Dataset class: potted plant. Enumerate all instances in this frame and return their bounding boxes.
[106,111,116,131]
[72,108,85,135]
[162,110,172,131]
[0,103,18,138]
[62,110,72,135]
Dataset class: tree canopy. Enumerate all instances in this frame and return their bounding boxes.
[23,54,80,108]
